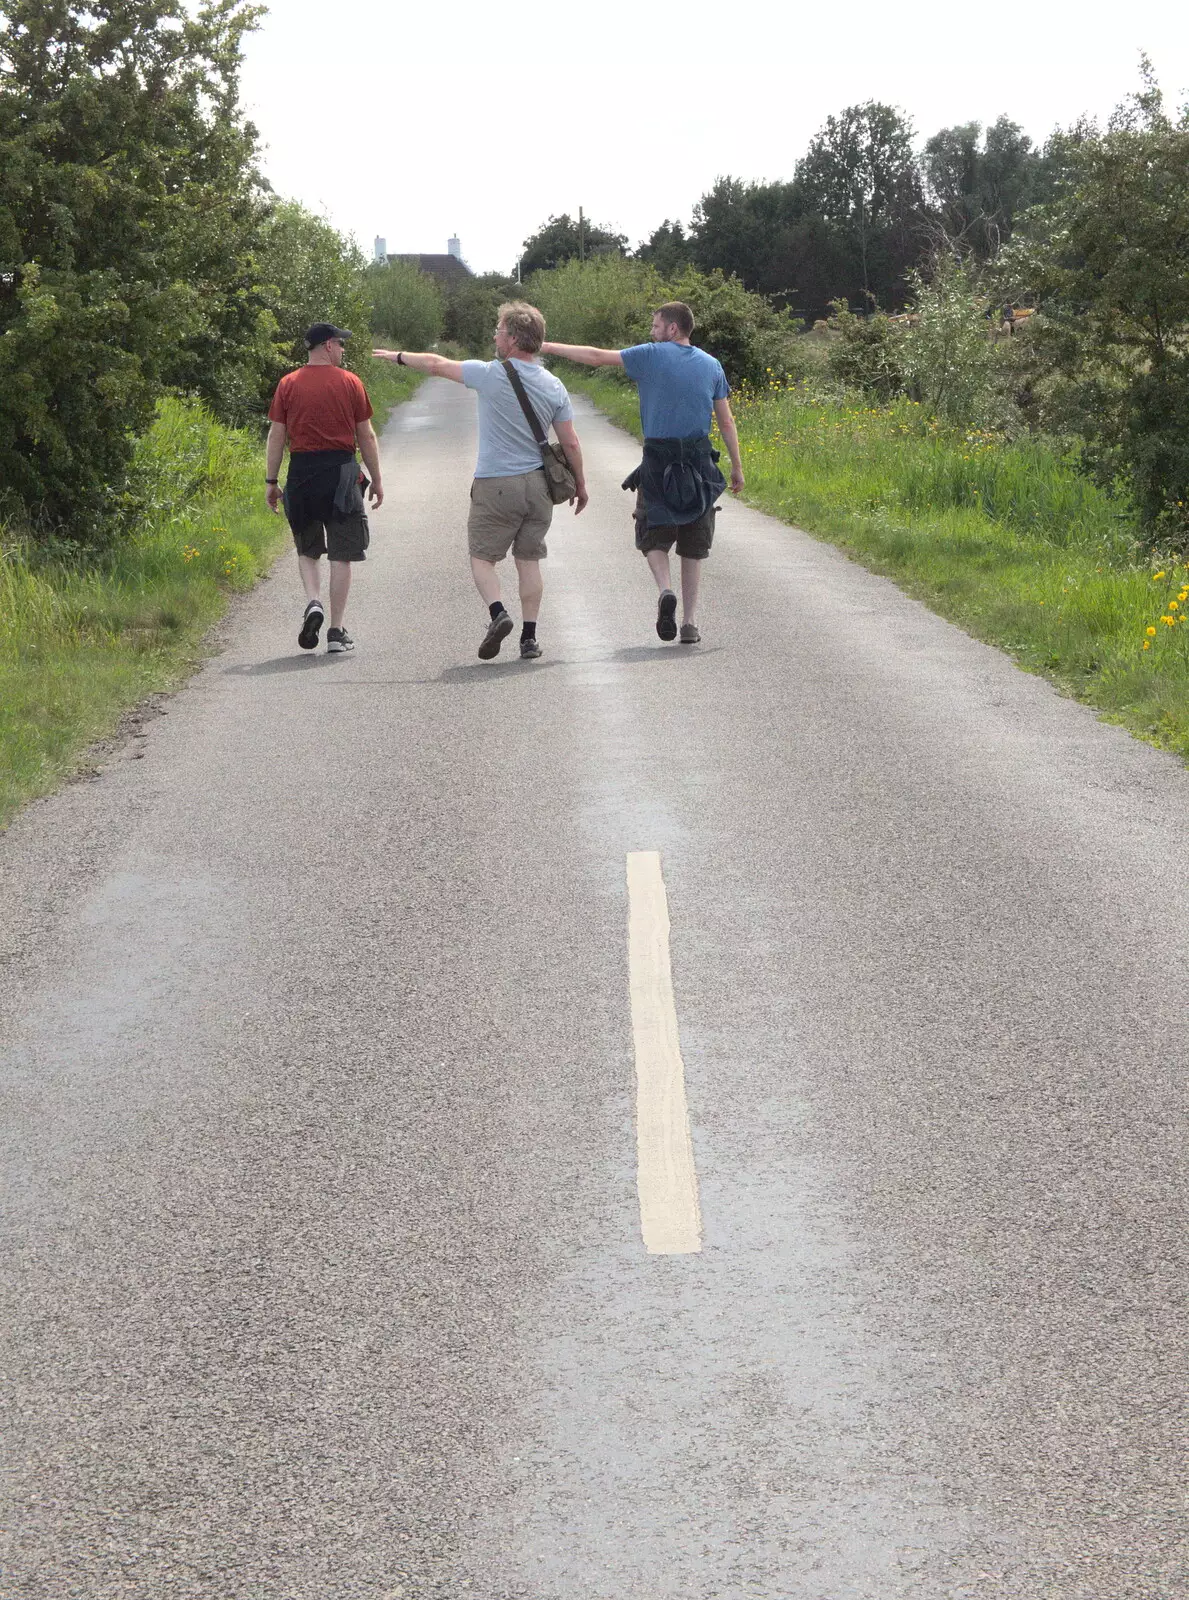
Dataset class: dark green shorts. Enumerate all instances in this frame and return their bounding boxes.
[291,513,369,562]
[633,489,716,560]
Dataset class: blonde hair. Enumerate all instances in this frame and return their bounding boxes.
[498,301,545,354]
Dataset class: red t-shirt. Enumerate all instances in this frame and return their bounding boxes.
[268,365,373,453]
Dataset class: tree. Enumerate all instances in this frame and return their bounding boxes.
[1007,67,1189,536]
[0,0,270,535]
[921,116,1042,257]
[689,177,799,293]
[440,271,519,355]
[519,213,627,275]
[794,102,925,307]
[635,219,694,275]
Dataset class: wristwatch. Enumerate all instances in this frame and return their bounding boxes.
[397,352,405,366]
[265,477,279,484]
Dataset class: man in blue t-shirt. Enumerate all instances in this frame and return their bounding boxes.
[375,302,587,661]
[542,302,743,645]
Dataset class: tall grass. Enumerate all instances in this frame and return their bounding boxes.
[565,367,1189,759]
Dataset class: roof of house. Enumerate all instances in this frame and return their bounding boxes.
[390,253,471,281]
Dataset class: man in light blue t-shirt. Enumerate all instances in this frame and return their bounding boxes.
[543,302,743,646]
[375,302,586,661]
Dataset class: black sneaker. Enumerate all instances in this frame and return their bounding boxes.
[656,589,678,641]
[298,599,324,650]
[326,626,354,653]
[679,622,701,644]
[478,611,514,659]
[520,636,542,660]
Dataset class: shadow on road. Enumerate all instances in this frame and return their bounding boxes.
[223,645,720,683]
[224,654,347,676]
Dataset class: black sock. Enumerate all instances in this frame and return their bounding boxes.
[489,601,507,621]
[521,620,537,641]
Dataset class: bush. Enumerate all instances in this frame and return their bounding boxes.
[900,256,1008,427]
[367,261,443,349]
[526,255,802,387]
[825,300,907,399]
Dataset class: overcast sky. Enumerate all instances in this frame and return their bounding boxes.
[240,0,1189,277]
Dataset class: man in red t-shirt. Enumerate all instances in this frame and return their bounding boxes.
[266,322,384,653]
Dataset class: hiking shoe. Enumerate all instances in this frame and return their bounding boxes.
[520,635,542,660]
[679,622,701,644]
[326,626,354,653]
[298,599,324,651]
[478,611,514,659]
[656,589,678,641]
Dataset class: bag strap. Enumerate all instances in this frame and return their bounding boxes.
[501,359,549,447]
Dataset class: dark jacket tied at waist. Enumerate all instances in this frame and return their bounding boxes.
[621,434,726,528]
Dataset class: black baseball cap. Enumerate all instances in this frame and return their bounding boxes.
[304,322,351,348]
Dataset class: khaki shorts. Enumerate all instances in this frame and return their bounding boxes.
[468,470,552,562]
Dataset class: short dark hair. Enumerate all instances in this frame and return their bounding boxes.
[655,301,694,337]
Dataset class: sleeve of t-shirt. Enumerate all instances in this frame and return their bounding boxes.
[267,379,288,424]
[350,373,373,423]
[551,382,574,424]
[619,344,656,382]
[713,361,730,400]
[461,360,490,391]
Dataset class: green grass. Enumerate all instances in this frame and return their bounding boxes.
[563,366,1189,761]
[0,366,422,828]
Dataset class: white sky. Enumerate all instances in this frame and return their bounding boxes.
[240,0,1189,276]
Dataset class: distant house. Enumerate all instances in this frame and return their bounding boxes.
[388,253,471,284]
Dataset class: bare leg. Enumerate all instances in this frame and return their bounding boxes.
[328,560,352,629]
[680,556,702,624]
[297,553,323,603]
[645,549,672,592]
[470,556,502,608]
[514,557,543,622]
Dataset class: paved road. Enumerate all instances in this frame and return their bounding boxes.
[1,378,1185,1600]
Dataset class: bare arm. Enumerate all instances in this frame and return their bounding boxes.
[355,418,383,507]
[373,348,465,384]
[714,396,744,493]
[540,341,624,368]
[265,420,286,511]
[553,418,588,514]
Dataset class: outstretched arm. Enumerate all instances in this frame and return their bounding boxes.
[553,419,588,514]
[373,348,465,384]
[540,342,624,368]
[714,396,744,493]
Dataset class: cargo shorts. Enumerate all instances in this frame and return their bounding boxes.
[468,469,553,562]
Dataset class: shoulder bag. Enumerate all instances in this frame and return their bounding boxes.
[500,359,578,505]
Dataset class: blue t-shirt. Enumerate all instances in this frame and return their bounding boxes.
[619,341,730,439]
[461,358,573,477]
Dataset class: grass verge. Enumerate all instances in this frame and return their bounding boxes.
[0,366,421,829]
[563,365,1189,761]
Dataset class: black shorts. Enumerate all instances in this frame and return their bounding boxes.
[290,513,369,562]
[633,489,716,560]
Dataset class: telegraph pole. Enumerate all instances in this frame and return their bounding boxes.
[578,206,585,262]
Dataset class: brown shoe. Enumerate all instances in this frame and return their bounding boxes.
[679,622,701,644]
[478,611,514,659]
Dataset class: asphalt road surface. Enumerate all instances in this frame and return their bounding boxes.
[1,378,1185,1600]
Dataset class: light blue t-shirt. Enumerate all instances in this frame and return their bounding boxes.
[619,341,730,439]
[461,358,574,477]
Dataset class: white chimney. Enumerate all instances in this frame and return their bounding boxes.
[373,236,387,262]
[448,236,461,260]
